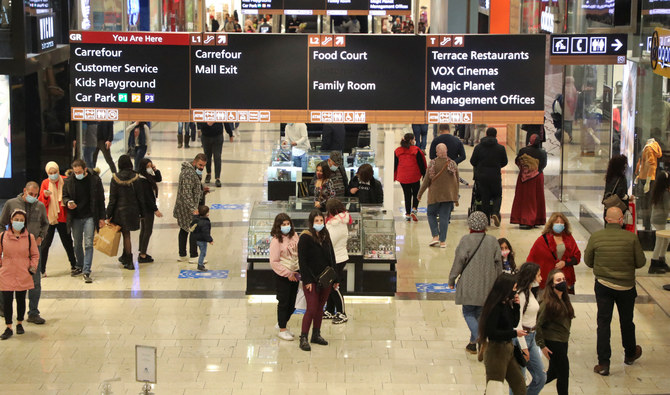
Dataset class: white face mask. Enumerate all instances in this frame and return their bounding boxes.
[146,168,155,176]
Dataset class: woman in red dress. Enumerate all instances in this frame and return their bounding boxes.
[527,212,581,294]
[510,134,547,229]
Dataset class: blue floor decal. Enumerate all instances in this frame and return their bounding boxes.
[416,283,456,293]
[179,270,229,279]
[210,204,249,210]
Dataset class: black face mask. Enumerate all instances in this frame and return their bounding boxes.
[554,281,567,293]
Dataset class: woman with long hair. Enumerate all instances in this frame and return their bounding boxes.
[513,262,546,395]
[477,273,527,395]
[0,210,39,340]
[526,212,581,293]
[324,198,351,324]
[269,213,300,341]
[126,122,151,171]
[136,158,163,263]
[38,161,77,276]
[394,132,426,221]
[106,155,145,270]
[650,170,670,273]
[309,161,335,210]
[604,155,629,218]
[510,134,547,229]
[297,209,338,351]
[535,269,575,395]
[418,143,459,248]
[498,238,517,274]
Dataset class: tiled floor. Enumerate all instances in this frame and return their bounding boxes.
[2,123,669,394]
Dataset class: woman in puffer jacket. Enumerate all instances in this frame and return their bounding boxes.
[324,198,351,324]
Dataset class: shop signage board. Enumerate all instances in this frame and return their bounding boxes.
[549,33,628,65]
[426,34,546,124]
[69,32,546,124]
[69,31,190,121]
[650,27,670,79]
[240,0,410,15]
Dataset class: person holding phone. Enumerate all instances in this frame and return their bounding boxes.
[297,210,338,351]
[0,209,40,340]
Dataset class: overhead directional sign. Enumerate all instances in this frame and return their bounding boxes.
[550,33,627,65]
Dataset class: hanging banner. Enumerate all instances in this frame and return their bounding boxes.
[650,27,670,78]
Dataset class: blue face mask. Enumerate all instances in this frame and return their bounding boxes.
[75,173,85,180]
[25,195,38,204]
[48,173,60,181]
[195,169,203,176]
[552,223,565,234]
[280,225,291,235]
[313,223,325,232]
[12,221,24,231]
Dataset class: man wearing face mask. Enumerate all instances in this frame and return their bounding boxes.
[0,182,49,323]
[174,153,209,262]
[327,151,348,197]
[283,123,310,169]
[584,207,646,376]
[62,160,106,284]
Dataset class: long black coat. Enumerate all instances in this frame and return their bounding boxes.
[470,136,509,183]
[106,170,145,231]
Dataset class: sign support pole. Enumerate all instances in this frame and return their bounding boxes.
[383,126,394,214]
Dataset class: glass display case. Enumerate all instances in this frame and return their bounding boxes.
[247,201,288,259]
[304,151,332,172]
[266,166,301,182]
[352,147,375,168]
[270,145,293,167]
[361,207,396,260]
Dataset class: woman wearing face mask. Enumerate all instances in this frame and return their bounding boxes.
[511,262,546,395]
[478,273,527,395]
[297,210,338,351]
[394,132,427,221]
[0,209,39,340]
[136,158,162,263]
[38,161,77,276]
[309,161,335,210]
[527,212,581,293]
[535,270,575,395]
[269,213,300,341]
[324,198,351,324]
[498,238,517,274]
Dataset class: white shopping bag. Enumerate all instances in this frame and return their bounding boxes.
[294,281,306,310]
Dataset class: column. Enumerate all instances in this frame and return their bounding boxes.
[429,0,478,34]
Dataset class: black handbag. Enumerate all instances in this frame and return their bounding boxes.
[514,343,528,367]
[317,266,337,288]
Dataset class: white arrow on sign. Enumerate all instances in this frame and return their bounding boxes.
[611,39,623,52]
[334,36,344,46]
[454,36,463,46]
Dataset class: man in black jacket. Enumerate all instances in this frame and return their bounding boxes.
[321,124,345,152]
[429,124,466,163]
[197,122,224,187]
[62,159,106,283]
[92,121,117,173]
[470,127,508,226]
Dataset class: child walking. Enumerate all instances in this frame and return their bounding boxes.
[191,205,213,271]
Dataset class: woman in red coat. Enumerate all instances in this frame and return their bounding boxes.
[0,209,40,340]
[394,133,426,222]
[527,212,581,294]
[39,161,78,276]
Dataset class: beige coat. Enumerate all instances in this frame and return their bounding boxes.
[418,158,459,205]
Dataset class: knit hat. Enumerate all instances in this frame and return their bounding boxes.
[329,151,343,166]
[467,211,488,231]
[45,161,59,174]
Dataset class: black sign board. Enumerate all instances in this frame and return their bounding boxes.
[241,0,283,12]
[327,0,369,14]
[69,32,190,121]
[240,0,410,14]
[426,34,545,120]
[550,33,627,64]
[308,35,424,111]
[30,13,56,53]
[369,0,411,14]
[190,34,307,111]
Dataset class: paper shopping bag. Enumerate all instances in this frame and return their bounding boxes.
[294,281,306,310]
[94,223,122,257]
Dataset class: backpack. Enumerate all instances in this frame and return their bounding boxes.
[0,231,32,258]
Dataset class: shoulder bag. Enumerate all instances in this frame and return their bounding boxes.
[461,234,486,275]
[602,177,627,212]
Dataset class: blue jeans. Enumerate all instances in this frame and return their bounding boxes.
[412,124,428,150]
[462,305,483,344]
[511,332,546,395]
[82,146,97,169]
[427,202,454,242]
[71,217,95,274]
[196,241,208,267]
[28,254,42,316]
[134,145,147,171]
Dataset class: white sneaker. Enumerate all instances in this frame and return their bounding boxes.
[178,256,188,262]
[189,258,208,264]
[333,312,348,324]
[275,323,294,337]
[277,331,294,341]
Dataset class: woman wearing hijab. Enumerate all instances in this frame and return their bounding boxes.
[510,134,547,229]
[137,158,163,263]
[38,161,77,276]
[418,143,459,248]
[106,155,145,270]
